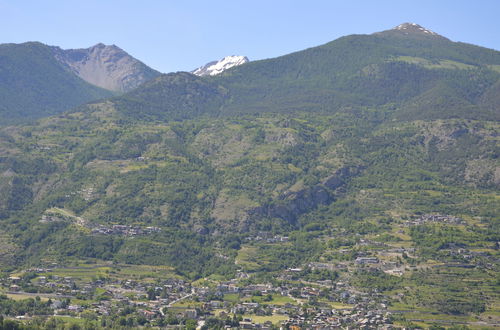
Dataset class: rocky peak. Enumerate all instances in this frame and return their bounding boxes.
[192,55,249,76]
[375,22,447,40]
[52,43,160,92]
[393,22,439,35]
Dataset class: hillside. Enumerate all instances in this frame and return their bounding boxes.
[0,22,498,273]
[0,106,498,323]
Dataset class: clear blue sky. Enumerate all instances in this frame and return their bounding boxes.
[1,0,499,73]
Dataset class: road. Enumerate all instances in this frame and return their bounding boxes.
[167,289,195,307]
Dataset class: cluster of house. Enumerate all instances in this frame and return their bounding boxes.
[355,257,379,265]
[5,273,77,295]
[2,264,400,330]
[195,283,392,329]
[308,261,398,282]
[283,248,412,278]
[130,275,385,326]
[215,279,395,328]
[88,278,193,317]
[307,262,344,272]
[60,187,96,201]
[78,187,96,201]
[284,306,392,329]
[436,245,497,270]
[6,276,21,292]
[38,209,161,237]
[50,300,83,315]
[406,213,465,226]
[244,232,290,243]
[90,224,161,236]
[40,213,66,223]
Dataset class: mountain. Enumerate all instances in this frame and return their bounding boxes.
[210,22,500,119]
[0,42,113,124]
[0,42,161,124]
[0,24,498,325]
[192,55,249,76]
[92,23,500,124]
[52,43,161,92]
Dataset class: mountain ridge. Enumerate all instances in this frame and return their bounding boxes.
[85,23,500,123]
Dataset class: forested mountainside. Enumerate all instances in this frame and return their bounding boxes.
[0,42,113,124]
[95,23,500,123]
[0,42,160,124]
[1,107,498,269]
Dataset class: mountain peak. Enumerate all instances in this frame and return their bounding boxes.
[90,43,121,51]
[393,22,438,35]
[192,55,249,76]
[92,42,107,48]
[373,22,447,40]
[53,43,160,92]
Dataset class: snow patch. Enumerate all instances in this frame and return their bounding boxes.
[192,55,249,76]
[393,23,438,35]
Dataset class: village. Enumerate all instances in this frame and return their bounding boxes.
[404,213,465,226]
[1,230,497,329]
[91,224,162,236]
[4,211,498,328]
[0,244,410,329]
[1,260,397,329]
[39,208,162,237]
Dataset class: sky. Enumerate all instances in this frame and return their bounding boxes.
[1,0,499,73]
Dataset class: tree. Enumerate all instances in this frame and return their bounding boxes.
[147,287,156,300]
[2,319,21,330]
[186,319,197,330]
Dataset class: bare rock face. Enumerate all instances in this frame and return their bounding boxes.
[248,166,363,226]
[52,43,160,92]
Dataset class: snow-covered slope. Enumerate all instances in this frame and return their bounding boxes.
[192,55,249,76]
